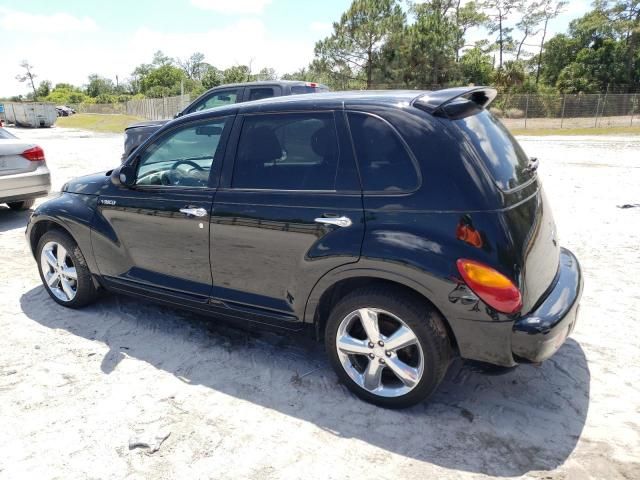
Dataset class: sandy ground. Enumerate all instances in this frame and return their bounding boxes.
[0,126,639,480]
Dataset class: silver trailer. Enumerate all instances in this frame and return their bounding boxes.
[0,102,57,128]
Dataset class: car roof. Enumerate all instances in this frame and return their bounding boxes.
[176,90,431,124]
[212,80,328,89]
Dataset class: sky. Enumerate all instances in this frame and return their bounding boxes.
[0,0,593,97]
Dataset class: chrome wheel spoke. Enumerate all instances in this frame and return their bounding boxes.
[385,326,418,352]
[45,271,59,287]
[337,335,370,356]
[56,244,67,266]
[44,250,58,269]
[60,277,75,300]
[358,308,380,342]
[386,356,420,388]
[61,266,77,280]
[363,359,384,391]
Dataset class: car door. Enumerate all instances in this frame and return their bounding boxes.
[209,110,364,328]
[243,85,282,102]
[92,115,234,304]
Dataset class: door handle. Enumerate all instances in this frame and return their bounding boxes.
[179,207,208,217]
[314,216,352,228]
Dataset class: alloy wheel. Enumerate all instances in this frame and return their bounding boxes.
[40,241,78,302]
[335,307,424,398]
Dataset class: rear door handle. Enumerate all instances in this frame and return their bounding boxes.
[314,216,352,228]
[179,207,208,217]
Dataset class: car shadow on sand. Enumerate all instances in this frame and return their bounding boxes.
[20,286,590,477]
[0,206,32,233]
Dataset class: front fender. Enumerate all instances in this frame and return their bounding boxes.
[27,193,99,273]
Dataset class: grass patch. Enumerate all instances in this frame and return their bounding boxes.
[56,113,145,134]
[510,126,640,136]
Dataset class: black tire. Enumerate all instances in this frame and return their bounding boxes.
[325,286,451,409]
[36,229,99,308]
[8,198,35,210]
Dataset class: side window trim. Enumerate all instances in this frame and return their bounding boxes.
[227,110,341,192]
[132,114,234,190]
[345,110,422,195]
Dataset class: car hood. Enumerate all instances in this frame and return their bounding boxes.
[123,119,170,161]
[125,119,170,130]
[63,171,111,195]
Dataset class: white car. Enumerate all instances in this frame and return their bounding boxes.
[0,128,51,210]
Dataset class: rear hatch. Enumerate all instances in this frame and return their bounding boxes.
[0,139,40,176]
[450,106,560,314]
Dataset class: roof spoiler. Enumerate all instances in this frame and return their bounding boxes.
[412,87,497,115]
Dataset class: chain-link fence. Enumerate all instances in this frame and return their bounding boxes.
[490,93,640,129]
[65,92,640,129]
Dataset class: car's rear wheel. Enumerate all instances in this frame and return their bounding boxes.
[8,199,35,210]
[325,287,451,408]
[36,229,98,308]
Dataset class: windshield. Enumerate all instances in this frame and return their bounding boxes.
[453,109,534,191]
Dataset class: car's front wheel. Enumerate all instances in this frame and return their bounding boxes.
[36,229,99,308]
[326,287,451,408]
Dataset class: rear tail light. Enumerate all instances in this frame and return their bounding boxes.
[21,146,45,162]
[306,82,318,88]
[456,259,522,314]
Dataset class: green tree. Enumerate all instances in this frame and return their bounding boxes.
[533,0,567,84]
[222,65,251,83]
[140,64,186,96]
[481,0,518,68]
[86,74,115,97]
[454,1,488,61]
[178,52,207,80]
[36,80,51,98]
[314,0,405,88]
[201,65,224,88]
[460,43,494,84]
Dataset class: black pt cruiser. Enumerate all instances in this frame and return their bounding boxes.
[26,87,583,408]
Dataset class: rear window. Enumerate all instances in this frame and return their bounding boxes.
[453,109,533,191]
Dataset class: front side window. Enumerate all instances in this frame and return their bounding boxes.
[136,117,230,187]
[348,112,418,192]
[232,112,339,190]
[192,89,239,113]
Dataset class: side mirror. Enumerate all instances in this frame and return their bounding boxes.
[174,111,183,119]
[111,163,136,187]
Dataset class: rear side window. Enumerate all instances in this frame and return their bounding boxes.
[453,109,533,191]
[291,85,330,95]
[348,112,418,192]
[232,112,339,190]
[247,87,279,101]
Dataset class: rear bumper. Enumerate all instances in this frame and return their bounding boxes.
[0,165,51,203]
[511,247,583,363]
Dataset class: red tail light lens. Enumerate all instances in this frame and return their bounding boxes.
[21,146,45,162]
[456,259,522,314]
